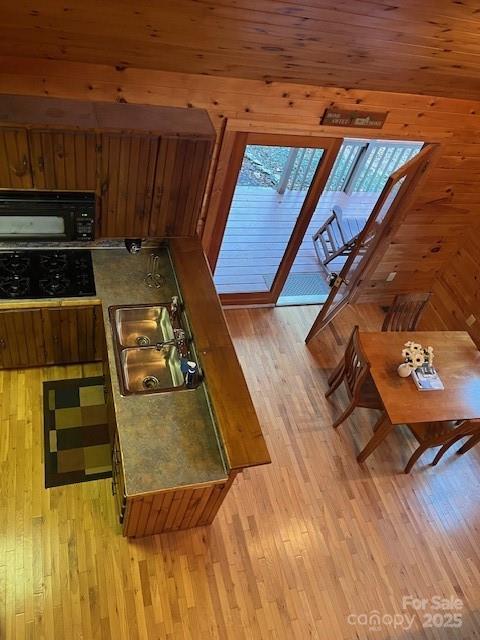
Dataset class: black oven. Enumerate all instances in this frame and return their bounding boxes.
[0,190,96,241]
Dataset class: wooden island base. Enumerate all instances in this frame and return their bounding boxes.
[120,474,238,538]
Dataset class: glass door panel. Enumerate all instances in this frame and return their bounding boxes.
[213,144,324,295]
[324,176,406,310]
[277,138,422,307]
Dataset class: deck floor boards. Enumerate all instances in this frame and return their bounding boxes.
[214,187,378,294]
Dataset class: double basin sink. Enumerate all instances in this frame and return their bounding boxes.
[109,304,199,395]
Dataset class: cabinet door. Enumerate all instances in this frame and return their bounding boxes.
[103,334,116,445]
[112,429,127,525]
[0,309,46,368]
[29,130,98,190]
[42,306,103,365]
[149,137,213,237]
[98,134,158,238]
[0,128,33,189]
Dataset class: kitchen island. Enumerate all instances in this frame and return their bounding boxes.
[95,240,271,536]
[94,244,231,535]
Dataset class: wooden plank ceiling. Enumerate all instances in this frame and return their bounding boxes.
[1,0,480,100]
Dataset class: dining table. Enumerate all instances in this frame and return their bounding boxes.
[356,330,480,462]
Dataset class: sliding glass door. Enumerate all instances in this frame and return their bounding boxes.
[209,133,342,305]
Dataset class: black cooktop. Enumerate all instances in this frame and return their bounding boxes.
[0,250,96,299]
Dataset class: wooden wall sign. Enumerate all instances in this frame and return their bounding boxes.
[321,108,388,128]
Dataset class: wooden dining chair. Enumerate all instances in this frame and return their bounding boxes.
[431,421,480,466]
[326,325,383,429]
[382,292,432,332]
[403,419,479,473]
[312,205,368,275]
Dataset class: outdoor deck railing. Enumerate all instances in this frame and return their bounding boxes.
[343,141,423,193]
[275,139,423,195]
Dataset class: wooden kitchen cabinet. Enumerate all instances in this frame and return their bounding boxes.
[99,134,213,238]
[0,305,103,369]
[0,94,215,240]
[112,429,127,525]
[149,137,213,237]
[0,308,45,368]
[102,335,117,446]
[0,127,33,189]
[29,130,98,190]
[103,361,127,524]
[0,127,98,192]
[97,133,158,238]
[42,306,104,365]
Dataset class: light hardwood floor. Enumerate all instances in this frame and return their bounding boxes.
[1,305,479,639]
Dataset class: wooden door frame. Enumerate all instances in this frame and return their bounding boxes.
[203,131,343,306]
[305,142,440,343]
[203,129,248,271]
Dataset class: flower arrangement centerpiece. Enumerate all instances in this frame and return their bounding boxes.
[397,341,434,377]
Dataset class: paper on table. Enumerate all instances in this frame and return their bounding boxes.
[412,368,445,391]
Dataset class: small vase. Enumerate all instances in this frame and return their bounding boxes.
[397,363,413,378]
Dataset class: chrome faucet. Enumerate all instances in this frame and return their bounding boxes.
[154,339,176,351]
[154,328,186,352]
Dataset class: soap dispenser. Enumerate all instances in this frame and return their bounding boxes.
[185,361,198,389]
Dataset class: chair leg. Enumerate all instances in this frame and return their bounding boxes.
[431,433,467,466]
[357,414,394,463]
[404,444,429,474]
[456,432,480,456]
[332,401,356,429]
[373,415,385,432]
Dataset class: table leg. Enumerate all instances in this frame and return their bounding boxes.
[457,432,480,456]
[357,414,395,463]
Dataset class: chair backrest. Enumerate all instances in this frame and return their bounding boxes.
[332,204,343,221]
[382,292,432,332]
[343,325,371,398]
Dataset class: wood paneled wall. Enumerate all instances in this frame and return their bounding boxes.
[425,225,480,347]
[1,55,479,301]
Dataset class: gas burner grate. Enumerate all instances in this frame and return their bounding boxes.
[39,253,68,273]
[39,275,71,297]
[0,253,31,275]
[0,275,30,297]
